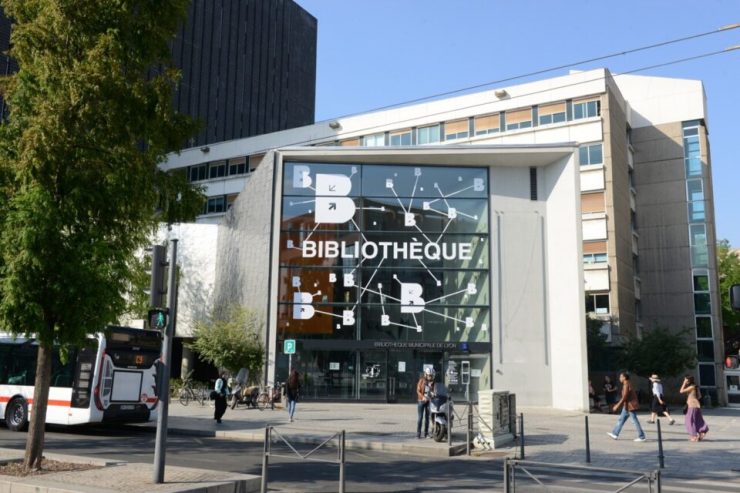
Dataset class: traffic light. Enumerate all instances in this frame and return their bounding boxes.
[148,308,168,331]
[148,245,168,308]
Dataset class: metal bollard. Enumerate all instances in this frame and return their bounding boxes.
[519,413,525,460]
[657,419,664,469]
[339,430,346,493]
[467,404,473,456]
[260,426,270,493]
[447,398,452,446]
[585,415,591,463]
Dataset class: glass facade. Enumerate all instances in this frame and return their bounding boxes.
[278,161,491,401]
[682,120,715,387]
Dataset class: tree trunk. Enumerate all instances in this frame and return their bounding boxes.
[24,342,53,471]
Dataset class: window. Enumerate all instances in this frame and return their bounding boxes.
[693,272,709,291]
[416,125,440,144]
[689,224,708,267]
[205,196,226,214]
[249,154,263,173]
[226,194,239,210]
[697,340,714,362]
[538,102,566,125]
[362,133,385,147]
[444,119,469,140]
[687,179,705,221]
[694,293,711,314]
[583,253,608,264]
[505,108,532,130]
[682,122,702,177]
[695,316,712,338]
[586,293,609,314]
[474,114,500,136]
[581,191,605,213]
[389,129,411,146]
[579,143,603,166]
[228,157,247,176]
[339,138,361,146]
[698,363,716,387]
[209,160,226,179]
[573,98,600,120]
[189,163,208,182]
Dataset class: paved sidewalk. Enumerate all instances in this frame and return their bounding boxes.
[3,402,740,492]
[152,401,740,482]
[0,448,260,492]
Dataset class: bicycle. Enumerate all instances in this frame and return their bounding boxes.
[256,382,282,410]
[178,379,213,407]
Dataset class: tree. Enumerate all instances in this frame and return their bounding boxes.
[189,307,265,383]
[618,326,696,378]
[718,240,740,348]
[0,0,202,470]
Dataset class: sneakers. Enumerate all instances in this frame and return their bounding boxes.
[606,432,618,440]
[669,419,675,425]
[646,420,655,424]
[634,437,647,442]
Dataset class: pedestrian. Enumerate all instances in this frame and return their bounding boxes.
[214,372,229,424]
[647,374,675,425]
[285,368,301,423]
[603,375,618,411]
[416,367,435,439]
[680,375,709,442]
[606,371,646,442]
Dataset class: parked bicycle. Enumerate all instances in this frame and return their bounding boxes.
[178,378,213,407]
[256,382,283,410]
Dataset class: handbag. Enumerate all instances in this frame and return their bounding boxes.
[682,404,688,415]
[210,390,218,400]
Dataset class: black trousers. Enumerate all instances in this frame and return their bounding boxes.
[214,395,227,421]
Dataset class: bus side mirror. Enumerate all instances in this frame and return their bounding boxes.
[731,284,740,312]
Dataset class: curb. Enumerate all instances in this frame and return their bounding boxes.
[127,423,471,457]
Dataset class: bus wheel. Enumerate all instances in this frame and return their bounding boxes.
[5,398,28,432]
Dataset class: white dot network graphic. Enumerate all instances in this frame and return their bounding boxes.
[286,165,488,335]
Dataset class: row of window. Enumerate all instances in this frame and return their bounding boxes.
[343,97,601,148]
[188,155,263,183]
[682,120,715,387]
[203,194,239,215]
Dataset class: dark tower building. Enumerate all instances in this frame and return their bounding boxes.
[172,0,317,146]
[0,0,317,144]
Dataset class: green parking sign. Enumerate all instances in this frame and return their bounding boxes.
[284,339,296,355]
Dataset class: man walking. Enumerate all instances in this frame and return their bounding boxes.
[607,372,646,442]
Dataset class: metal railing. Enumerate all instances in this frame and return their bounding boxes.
[260,426,346,493]
[503,459,662,493]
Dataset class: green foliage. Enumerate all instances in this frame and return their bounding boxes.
[189,307,265,382]
[718,240,740,337]
[618,326,696,378]
[0,0,203,346]
[0,0,203,469]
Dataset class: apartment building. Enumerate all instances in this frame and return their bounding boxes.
[162,68,725,407]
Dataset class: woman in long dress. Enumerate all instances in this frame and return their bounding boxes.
[679,375,709,442]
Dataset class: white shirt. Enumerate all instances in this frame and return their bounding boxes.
[651,381,663,397]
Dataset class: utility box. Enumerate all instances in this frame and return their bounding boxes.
[477,389,515,448]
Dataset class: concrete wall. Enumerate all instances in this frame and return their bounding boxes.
[212,152,276,337]
[603,82,636,338]
[633,120,724,399]
[490,155,587,410]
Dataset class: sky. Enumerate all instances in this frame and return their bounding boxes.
[297,0,740,246]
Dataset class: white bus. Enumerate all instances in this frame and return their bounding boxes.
[1,326,161,431]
